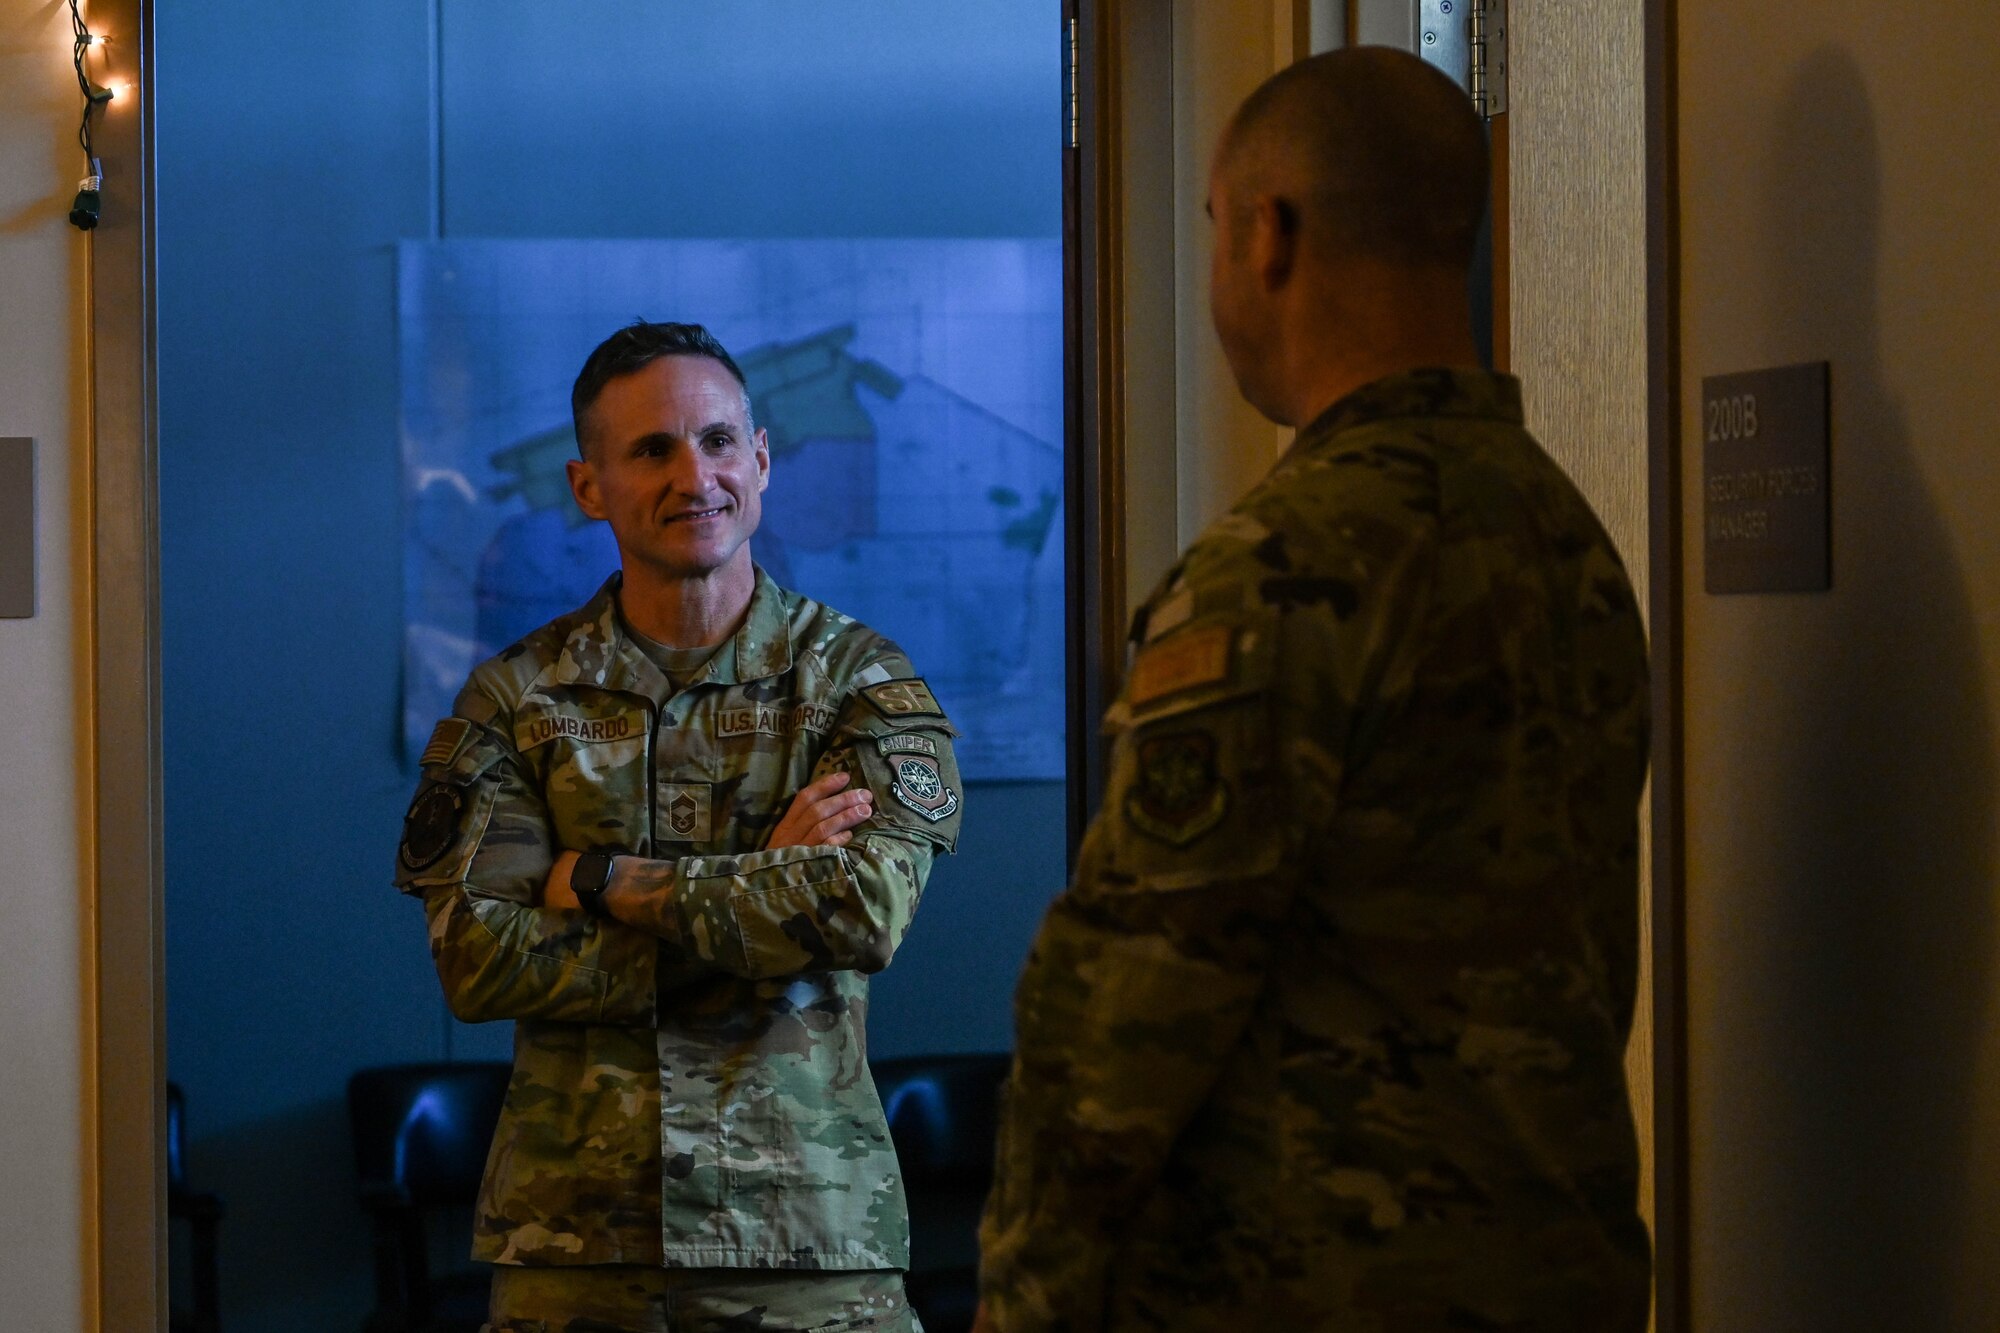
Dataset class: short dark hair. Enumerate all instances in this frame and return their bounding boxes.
[570,321,751,456]
[1225,48,1490,270]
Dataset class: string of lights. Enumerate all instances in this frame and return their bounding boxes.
[67,0,114,231]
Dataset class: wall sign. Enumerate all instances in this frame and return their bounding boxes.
[1702,362,1831,594]
[1,438,32,619]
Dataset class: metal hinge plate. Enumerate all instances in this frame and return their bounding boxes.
[1419,0,1508,119]
[1064,16,1079,148]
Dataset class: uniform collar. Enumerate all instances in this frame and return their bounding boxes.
[1289,367,1524,459]
[550,567,794,698]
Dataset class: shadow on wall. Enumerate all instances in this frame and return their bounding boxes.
[1725,46,1998,1328]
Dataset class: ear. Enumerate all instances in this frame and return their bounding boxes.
[566,457,609,522]
[752,427,770,494]
[1251,194,1299,292]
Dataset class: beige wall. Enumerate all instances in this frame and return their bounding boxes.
[0,0,91,1326]
[1679,2,2000,1326]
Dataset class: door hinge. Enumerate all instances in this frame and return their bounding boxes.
[1064,16,1080,149]
[1471,0,1508,118]
[1419,0,1508,120]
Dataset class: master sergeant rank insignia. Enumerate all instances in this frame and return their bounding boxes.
[659,783,713,842]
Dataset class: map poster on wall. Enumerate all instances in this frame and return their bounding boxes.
[397,239,1066,780]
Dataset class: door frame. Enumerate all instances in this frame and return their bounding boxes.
[1064,0,1125,850]
[80,0,167,1328]
[1645,0,1688,1325]
[84,2,1685,1328]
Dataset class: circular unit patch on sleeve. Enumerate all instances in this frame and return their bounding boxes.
[399,781,466,872]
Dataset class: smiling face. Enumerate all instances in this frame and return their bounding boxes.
[566,354,770,589]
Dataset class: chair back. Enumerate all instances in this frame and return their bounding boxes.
[166,1081,189,1192]
[347,1062,510,1208]
[874,1053,1010,1186]
[872,1054,1009,1333]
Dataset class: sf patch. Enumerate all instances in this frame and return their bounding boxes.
[1125,730,1229,846]
[399,781,465,871]
[889,752,959,823]
[862,678,946,721]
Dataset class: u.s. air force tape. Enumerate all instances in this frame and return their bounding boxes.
[399,781,464,871]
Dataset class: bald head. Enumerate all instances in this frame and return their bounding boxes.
[1218,47,1489,272]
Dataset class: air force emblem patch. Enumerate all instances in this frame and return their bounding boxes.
[889,753,958,822]
[399,781,465,871]
[1125,730,1229,846]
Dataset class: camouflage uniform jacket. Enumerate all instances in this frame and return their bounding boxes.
[394,568,963,1271]
[979,370,1652,1331]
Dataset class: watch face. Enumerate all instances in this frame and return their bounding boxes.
[575,853,613,894]
[570,853,614,918]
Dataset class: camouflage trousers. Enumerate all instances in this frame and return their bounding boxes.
[485,1265,921,1333]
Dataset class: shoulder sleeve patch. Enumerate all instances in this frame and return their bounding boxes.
[1127,624,1233,709]
[420,716,475,770]
[1125,729,1229,846]
[861,677,947,721]
[399,781,467,872]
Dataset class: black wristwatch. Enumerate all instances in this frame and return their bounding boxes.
[571,851,618,919]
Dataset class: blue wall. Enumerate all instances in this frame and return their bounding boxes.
[159,5,1062,1326]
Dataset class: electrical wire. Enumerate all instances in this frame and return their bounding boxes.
[66,0,107,231]
[68,0,105,164]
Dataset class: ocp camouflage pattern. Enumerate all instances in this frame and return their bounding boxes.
[979,369,1652,1331]
[486,1262,917,1332]
[395,569,962,1271]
